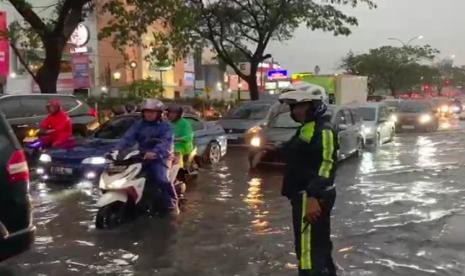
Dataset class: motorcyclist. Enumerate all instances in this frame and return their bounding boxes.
[39,99,72,148]
[166,104,194,168]
[279,90,337,276]
[115,99,178,215]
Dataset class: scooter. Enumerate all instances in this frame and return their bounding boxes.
[23,129,45,166]
[95,150,186,229]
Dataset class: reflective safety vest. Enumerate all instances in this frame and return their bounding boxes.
[281,119,337,199]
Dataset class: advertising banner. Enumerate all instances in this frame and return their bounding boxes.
[72,54,91,89]
[0,11,9,78]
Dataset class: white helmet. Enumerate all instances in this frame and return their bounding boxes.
[141,99,165,112]
[279,84,328,104]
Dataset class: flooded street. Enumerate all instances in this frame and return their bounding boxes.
[2,127,465,276]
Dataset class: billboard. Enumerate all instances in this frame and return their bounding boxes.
[0,11,9,78]
[72,54,91,89]
[267,69,288,80]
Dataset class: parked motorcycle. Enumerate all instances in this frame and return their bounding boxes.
[95,150,185,229]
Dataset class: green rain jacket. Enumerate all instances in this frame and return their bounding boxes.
[171,117,194,155]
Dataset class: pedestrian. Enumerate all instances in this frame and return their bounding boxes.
[279,89,338,276]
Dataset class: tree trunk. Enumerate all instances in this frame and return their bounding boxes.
[36,38,65,94]
[248,62,259,100]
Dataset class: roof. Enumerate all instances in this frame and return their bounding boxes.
[356,102,387,108]
[114,112,200,120]
[0,93,76,99]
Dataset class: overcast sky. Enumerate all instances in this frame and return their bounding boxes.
[268,0,465,74]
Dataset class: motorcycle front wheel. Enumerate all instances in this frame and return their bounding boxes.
[95,202,125,229]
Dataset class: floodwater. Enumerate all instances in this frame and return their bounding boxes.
[2,126,465,276]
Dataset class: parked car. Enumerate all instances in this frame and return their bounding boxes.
[357,102,396,146]
[36,114,227,183]
[220,100,285,145]
[396,100,439,132]
[0,94,99,142]
[0,113,35,261]
[248,105,363,168]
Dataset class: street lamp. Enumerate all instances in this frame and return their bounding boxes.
[388,35,424,46]
[113,71,121,81]
[129,61,137,82]
[238,82,243,101]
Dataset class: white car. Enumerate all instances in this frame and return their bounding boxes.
[357,102,396,146]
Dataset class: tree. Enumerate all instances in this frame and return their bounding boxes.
[2,0,92,93]
[100,0,375,100]
[341,45,439,96]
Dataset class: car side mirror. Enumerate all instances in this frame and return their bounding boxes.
[338,124,348,131]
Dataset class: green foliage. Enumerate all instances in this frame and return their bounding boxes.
[101,0,375,100]
[341,45,440,95]
[130,78,164,98]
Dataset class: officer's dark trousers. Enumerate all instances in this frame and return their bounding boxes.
[291,189,336,276]
[144,161,178,210]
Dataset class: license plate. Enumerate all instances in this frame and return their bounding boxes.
[227,134,240,140]
[51,166,73,175]
[402,125,415,130]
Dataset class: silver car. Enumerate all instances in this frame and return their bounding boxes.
[248,105,364,168]
[357,102,396,146]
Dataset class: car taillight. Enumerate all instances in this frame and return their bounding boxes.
[7,150,29,183]
[88,108,97,117]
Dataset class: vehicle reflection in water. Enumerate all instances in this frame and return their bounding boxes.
[416,136,438,168]
[243,177,270,234]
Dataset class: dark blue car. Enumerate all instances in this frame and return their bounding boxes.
[36,114,227,183]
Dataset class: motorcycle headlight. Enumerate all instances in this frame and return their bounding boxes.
[419,114,432,124]
[109,178,126,189]
[250,136,261,147]
[82,157,107,165]
[39,154,52,163]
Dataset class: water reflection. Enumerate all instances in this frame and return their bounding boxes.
[243,177,270,234]
[416,136,438,168]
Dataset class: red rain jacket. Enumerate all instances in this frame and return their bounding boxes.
[39,110,72,147]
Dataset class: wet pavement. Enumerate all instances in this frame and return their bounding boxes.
[2,125,465,276]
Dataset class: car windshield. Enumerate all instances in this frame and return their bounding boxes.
[399,101,431,113]
[358,107,377,121]
[95,117,137,139]
[270,112,301,128]
[224,103,271,120]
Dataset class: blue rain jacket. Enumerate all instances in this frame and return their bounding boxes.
[116,119,173,165]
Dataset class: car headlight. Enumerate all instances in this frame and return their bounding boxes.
[440,105,449,113]
[419,114,432,124]
[362,126,375,135]
[250,136,261,147]
[82,157,107,165]
[247,126,262,134]
[39,154,52,163]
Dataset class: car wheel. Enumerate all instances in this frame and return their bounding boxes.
[355,139,363,158]
[375,133,381,147]
[204,141,221,165]
[388,129,395,142]
[95,202,124,229]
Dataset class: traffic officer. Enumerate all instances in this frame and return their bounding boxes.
[279,89,337,276]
